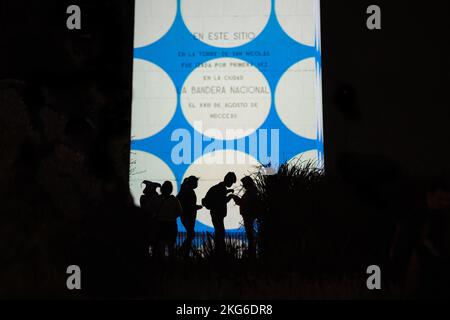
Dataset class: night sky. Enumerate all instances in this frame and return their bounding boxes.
[1,0,449,179]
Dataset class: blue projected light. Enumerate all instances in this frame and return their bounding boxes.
[130,0,324,232]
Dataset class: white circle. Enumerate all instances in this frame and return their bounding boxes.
[132,59,177,140]
[134,0,177,48]
[129,150,177,206]
[181,58,271,140]
[276,0,317,46]
[181,0,271,48]
[288,149,323,168]
[275,57,319,140]
[183,150,260,230]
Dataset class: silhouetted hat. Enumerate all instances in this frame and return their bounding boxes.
[142,180,161,190]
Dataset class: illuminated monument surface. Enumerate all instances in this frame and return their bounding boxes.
[130,0,324,231]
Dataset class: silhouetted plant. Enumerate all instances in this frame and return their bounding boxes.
[189,232,247,260]
[252,159,324,267]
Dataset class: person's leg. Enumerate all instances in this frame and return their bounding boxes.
[244,217,255,257]
[169,221,178,257]
[211,214,219,251]
[212,214,225,254]
[180,216,190,254]
[184,217,195,256]
[211,213,219,244]
[148,218,157,257]
[154,221,165,258]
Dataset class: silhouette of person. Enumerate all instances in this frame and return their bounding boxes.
[140,181,161,254]
[177,176,202,256]
[231,176,262,257]
[140,180,161,212]
[202,172,237,254]
[151,181,183,257]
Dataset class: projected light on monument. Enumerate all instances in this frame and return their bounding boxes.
[130,0,324,231]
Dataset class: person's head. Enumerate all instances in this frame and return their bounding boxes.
[241,176,255,190]
[224,172,237,187]
[142,180,160,195]
[187,176,199,189]
[161,181,174,196]
[180,176,199,191]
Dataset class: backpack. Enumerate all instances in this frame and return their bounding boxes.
[202,185,218,210]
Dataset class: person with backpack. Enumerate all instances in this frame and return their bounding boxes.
[202,172,237,254]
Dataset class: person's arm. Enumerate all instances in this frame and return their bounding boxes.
[175,197,183,218]
[140,196,145,208]
[225,188,235,203]
[190,192,203,211]
[192,192,202,210]
[231,194,242,205]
